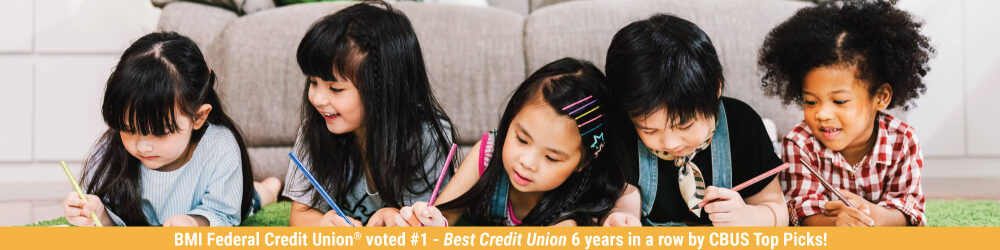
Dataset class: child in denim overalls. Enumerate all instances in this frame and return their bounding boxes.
[602,14,789,226]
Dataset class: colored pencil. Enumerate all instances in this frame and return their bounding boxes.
[800,163,856,209]
[428,143,458,206]
[690,163,790,212]
[60,161,103,227]
[288,153,354,226]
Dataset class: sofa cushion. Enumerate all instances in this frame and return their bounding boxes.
[524,0,810,135]
[157,2,238,51]
[152,0,275,15]
[209,2,525,147]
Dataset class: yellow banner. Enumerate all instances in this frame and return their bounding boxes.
[3,227,996,250]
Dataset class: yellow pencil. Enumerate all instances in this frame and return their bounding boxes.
[60,161,103,227]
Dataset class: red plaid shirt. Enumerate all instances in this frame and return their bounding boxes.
[780,112,925,226]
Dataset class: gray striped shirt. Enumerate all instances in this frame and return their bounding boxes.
[100,123,247,226]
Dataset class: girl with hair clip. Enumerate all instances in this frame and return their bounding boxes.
[399,58,634,226]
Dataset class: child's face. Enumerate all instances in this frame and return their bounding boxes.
[632,109,715,158]
[801,66,890,153]
[308,76,364,135]
[502,97,583,194]
[120,105,210,172]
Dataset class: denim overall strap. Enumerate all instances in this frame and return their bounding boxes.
[489,173,511,225]
[478,132,509,225]
[637,101,732,226]
[637,139,659,219]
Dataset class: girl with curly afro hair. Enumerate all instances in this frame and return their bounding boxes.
[759,0,933,226]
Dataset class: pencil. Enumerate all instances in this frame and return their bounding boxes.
[428,143,458,206]
[800,163,856,209]
[60,161,103,227]
[288,153,354,226]
[690,163,790,212]
[406,143,459,227]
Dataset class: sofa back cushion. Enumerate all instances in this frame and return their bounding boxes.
[210,2,525,146]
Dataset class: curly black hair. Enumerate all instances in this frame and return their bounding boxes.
[758,0,933,110]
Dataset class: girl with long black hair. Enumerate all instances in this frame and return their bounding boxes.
[283,1,457,226]
[64,32,281,226]
[401,58,629,226]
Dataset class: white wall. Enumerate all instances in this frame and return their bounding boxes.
[898,0,1000,177]
[0,0,159,225]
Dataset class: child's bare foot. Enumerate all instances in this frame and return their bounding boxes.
[253,177,282,206]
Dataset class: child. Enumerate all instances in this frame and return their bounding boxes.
[63,32,282,226]
[603,14,789,226]
[759,0,931,226]
[400,58,630,226]
[282,1,457,227]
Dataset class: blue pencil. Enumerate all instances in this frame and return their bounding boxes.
[288,152,354,226]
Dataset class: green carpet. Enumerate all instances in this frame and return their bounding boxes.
[27,201,291,227]
[925,200,1000,226]
[26,200,1000,227]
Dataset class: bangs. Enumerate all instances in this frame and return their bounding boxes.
[626,51,720,127]
[103,56,185,136]
[296,18,365,84]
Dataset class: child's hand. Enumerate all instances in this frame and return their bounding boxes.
[602,212,641,227]
[838,189,876,210]
[367,207,410,227]
[396,206,423,226]
[62,192,108,226]
[825,202,874,227]
[702,186,751,226]
[403,202,447,227]
[163,214,208,227]
[318,210,362,227]
[824,189,874,227]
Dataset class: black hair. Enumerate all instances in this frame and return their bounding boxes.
[758,0,932,110]
[605,14,724,126]
[436,58,624,226]
[82,32,255,225]
[291,1,457,211]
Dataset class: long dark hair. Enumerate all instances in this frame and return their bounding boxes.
[292,1,457,210]
[82,32,255,225]
[436,58,624,226]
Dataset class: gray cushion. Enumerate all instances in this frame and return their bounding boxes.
[210,2,525,148]
[248,146,292,181]
[157,1,238,51]
[400,3,526,144]
[151,0,275,15]
[530,0,579,12]
[488,0,529,15]
[524,0,810,135]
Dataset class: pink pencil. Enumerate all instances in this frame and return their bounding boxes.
[428,143,458,206]
[690,163,790,211]
[407,143,458,227]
